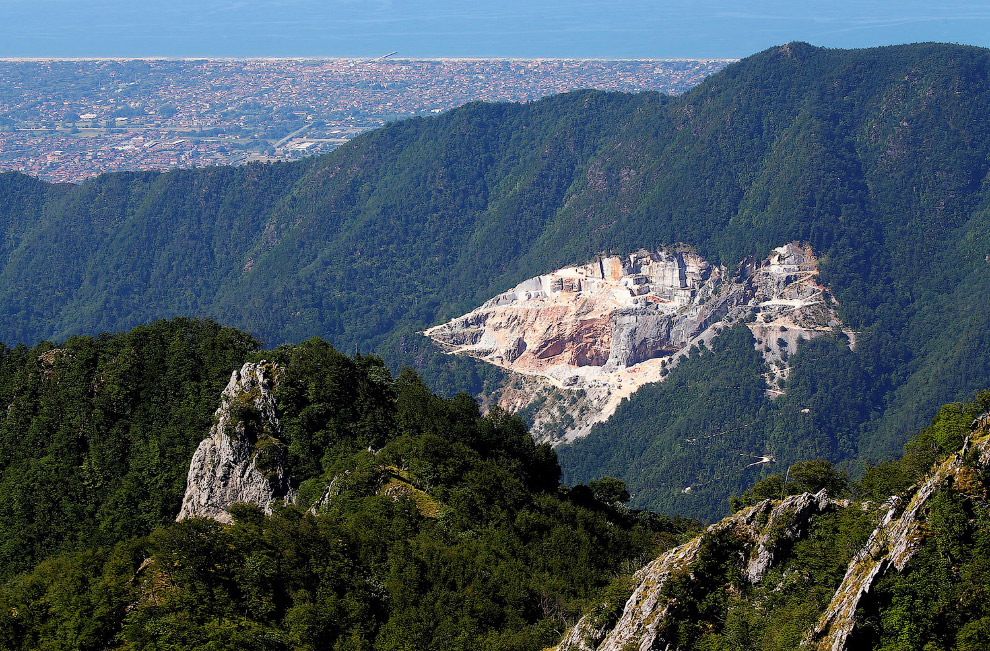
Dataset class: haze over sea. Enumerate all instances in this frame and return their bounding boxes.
[3,0,990,58]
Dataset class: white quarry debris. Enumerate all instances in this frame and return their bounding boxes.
[177,361,295,524]
[744,242,849,394]
[425,242,849,443]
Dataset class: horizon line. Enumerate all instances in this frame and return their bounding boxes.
[0,56,740,63]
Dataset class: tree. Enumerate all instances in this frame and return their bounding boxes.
[590,477,631,504]
[787,459,849,497]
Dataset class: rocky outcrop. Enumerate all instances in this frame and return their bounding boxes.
[425,242,846,442]
[177,361,295,524]
[557,422,990,651]
[557,613,614,651]
[745,489,834,583]
[591,534,705,651]
[806,429,990,651]
[571,490,835,651]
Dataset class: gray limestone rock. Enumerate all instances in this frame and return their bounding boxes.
[177,361,295,523]
[557,612,615,651]
[745,489,832,583]
[574,490,837,651]
[806,433,990,650]
[606,308,673,369]
[555,425,990,651]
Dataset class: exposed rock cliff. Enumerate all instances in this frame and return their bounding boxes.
[557,490,835,651]
[428,247,724,374]
[558,613,615,651]
[555,416,990,651]
[177,361,295,523]
[177,362,443,522]
[426,242,846,442]
[806,421,990,651]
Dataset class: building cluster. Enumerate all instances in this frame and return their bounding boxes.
[0,57,732,182]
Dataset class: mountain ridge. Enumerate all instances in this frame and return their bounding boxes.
[1,316,986,649]
[1,41,990,516]
[555,400,990,651]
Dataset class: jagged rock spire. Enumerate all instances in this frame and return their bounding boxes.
[177,361,295,523]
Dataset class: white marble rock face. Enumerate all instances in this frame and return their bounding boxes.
[425,242,846,443]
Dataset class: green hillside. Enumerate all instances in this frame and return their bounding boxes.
[0,319,259,578]
[0,317,986,650]
[2,42,990,516]
[0,319,688,650]
[557,392,990,651]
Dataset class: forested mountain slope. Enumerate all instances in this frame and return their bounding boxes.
[0,319,260,578]
[2,42,990,517]
[554,394,990,651]
[1,317,986,650]
[0,319,691,650]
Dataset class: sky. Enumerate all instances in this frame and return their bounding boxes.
[1,0,989,59]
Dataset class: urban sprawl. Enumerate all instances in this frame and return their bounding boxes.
[0,58,732,183]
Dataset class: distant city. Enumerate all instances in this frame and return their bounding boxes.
[0,58,731,183]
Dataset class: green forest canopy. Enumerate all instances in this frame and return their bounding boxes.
[0,317,987,650]
[0,317,695,651]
